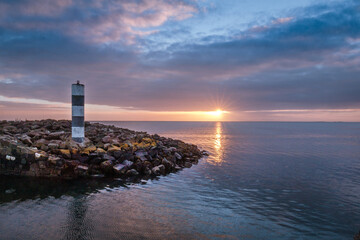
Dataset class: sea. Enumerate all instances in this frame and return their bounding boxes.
[0,122,360,239]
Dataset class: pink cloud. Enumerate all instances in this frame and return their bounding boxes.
[272,17,294,24]
[83,0,197,44]
[0,0,197,45]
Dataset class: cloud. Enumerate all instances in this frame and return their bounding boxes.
[0,0,198,44]
[155,2,360,71]
[0,0,360,120]
[272,17,294,24]
[0,0,73,17]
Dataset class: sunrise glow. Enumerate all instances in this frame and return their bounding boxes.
[0,0,359,122]
[1,1,360,239]
[206,109,228,117]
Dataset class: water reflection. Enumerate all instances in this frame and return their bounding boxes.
[1,122,360,239]
[63,197,93,240]
[0,176,127,204]
[209,121,224,165]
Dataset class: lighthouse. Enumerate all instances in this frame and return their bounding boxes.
[71,81,84,143]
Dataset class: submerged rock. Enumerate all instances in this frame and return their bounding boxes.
[0,120,204,180]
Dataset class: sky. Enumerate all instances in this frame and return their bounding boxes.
[0,0,360,121]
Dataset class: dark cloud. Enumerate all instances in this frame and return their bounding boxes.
[0,0,359,114]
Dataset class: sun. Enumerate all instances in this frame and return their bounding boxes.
[214,109,223,116]
[207,109,227,117]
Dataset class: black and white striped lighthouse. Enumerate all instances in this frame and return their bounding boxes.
[72,81,84,143]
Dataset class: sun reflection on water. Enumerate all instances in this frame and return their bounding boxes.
[215,122,222,151]
[209,121,224,165]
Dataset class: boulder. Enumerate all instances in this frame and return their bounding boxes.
[135,142,149,149]
[143,167,152,176]
[120,143,130,150]
[152,158,161,167]
[38,161,47,169]
[102,136,112,143]
[28,130,41,138]
[96,148,106,154]
[100,160,114,173]
[34,139,49,148]
[201,150,210,156]
[26,163,41,177]
[48,143,59,150]
[151,164,165,176]
[133,159,143,172]
[59,141,67,149]
[123,141,133,148]
[95,142,104,148]
[174,152,182,160]
[107,145,120,151]
[113,150,123,159]
[0,135,17,148]
[111,139,120,145]
[5,155,16,161]
[107,145,122,158]
[34,151,48,161]
[65,137,92,150]
[123,160,133,167]
[48,155,62,165]
[70,148,79,155]
[102,154,115,161]
[113,164,127,175]
[184,162,192,168]
[41,144,49,151]
[165,147,177,153]
[59,149,71,159]
[3,126,18,134]
[19,135,32,146]
[75,165,89,177]
[47,131,64,140]
[103,143,111,150]
[18,146,37,162]
[82,145,97,155]
[126,169,139,176]
[142,161,152,170]
[162,157,174,171]
[135,150,148,161]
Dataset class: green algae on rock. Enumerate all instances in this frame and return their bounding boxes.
[0,120,207,179]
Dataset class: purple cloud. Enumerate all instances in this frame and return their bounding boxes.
[0,0,359,120]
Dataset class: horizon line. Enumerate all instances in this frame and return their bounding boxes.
[1,119,360,123]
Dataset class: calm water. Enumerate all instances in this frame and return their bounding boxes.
[1,122,360,239]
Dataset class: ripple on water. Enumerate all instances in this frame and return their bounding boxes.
[1,122,360,239]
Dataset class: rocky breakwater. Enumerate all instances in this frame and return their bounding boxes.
[0,120,207,180]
